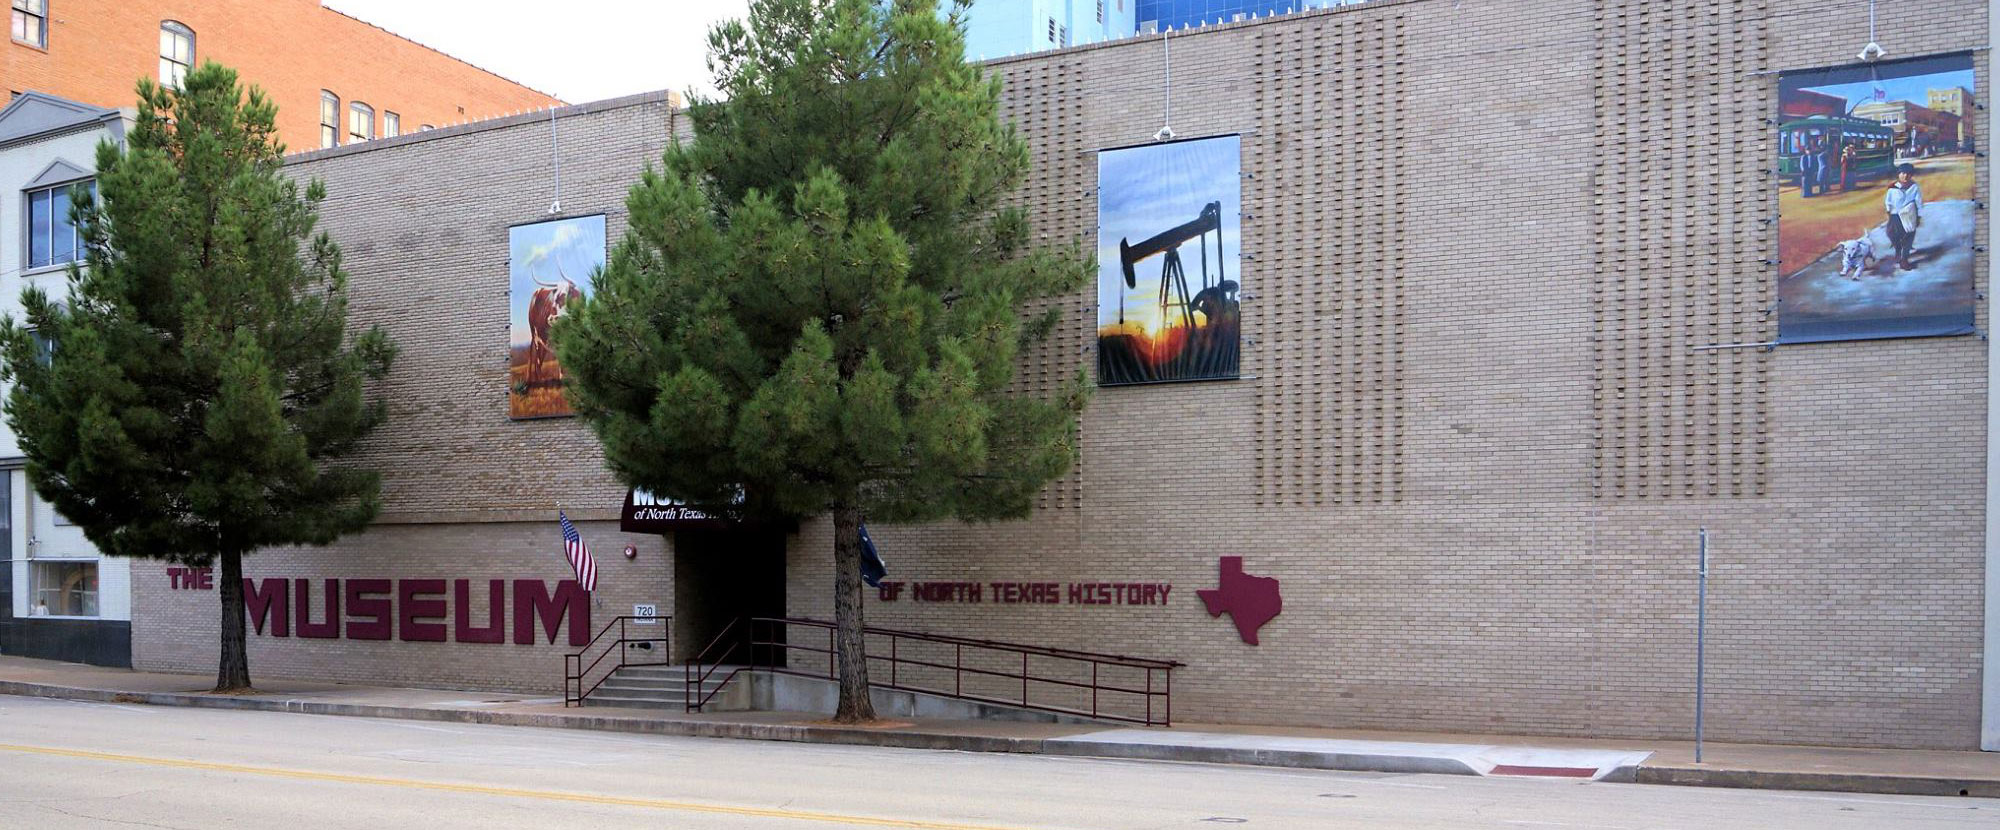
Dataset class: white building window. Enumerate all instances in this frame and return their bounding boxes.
[31,560,96,617]
[348,101,373,143]
[320,91,339,148]
[11,0,46,48]
[26,179,93,269]
[159,21,194,87]
[383,110,400,138]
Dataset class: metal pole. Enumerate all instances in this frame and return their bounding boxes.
[1696,526,1709,763]
[547,106,562,214]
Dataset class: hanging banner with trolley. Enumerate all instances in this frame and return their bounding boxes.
[1775,53,1977,344]
[1096,135,1242,384]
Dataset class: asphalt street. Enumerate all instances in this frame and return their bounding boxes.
[0,695,1993,829]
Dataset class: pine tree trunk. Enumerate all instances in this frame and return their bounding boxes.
[214,549,252,692]
[830,505,876,723]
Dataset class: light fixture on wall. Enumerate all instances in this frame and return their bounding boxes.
[623,543,638,560]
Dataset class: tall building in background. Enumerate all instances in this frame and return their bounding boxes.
[1136,0,1363,33]
[957,0,1136,59]
[4,0,561,152]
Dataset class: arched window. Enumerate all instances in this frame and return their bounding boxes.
[159,21,194,87]
[348,101,374,143]
[320,91,339,148]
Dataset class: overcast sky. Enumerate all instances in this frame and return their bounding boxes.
[322,1,752,104]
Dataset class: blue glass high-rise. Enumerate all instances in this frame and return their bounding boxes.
[1135,0,1359,32]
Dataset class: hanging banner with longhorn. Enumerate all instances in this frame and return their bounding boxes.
[508,214,606,418]
[1096,135,1243,385]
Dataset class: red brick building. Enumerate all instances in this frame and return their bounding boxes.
[4,0,561,151]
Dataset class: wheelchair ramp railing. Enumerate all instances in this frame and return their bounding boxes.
[688,616,1183,726]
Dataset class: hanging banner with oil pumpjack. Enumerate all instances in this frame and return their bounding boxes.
[1096,135,1242,384]
[1776,53,1977,344]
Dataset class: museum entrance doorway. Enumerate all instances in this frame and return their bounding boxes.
[672,528,787,666]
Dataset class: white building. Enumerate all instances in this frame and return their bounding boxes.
[0,92,133,666]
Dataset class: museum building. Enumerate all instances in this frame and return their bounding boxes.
[119,0,2000,750]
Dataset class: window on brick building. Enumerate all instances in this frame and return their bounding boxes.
[11,0,45,48]
[383,110,400,138]
[419,124,435,131]
[348,101,373,143]
[26,180,93,270]
[320,91,339,148]
[159,21,194,87]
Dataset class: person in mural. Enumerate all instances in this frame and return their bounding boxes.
[1799,134,1824,197]
[1884,163,1923,270]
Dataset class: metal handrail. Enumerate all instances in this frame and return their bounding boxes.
[683,617,746,712]
[687,616,1183,726]
[563,614,671,707]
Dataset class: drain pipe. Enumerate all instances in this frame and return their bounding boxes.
[1981,0,1999,753]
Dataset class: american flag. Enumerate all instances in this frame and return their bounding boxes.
[559,510,596,592]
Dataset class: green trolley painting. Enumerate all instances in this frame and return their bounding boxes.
[1776,53,1977,344]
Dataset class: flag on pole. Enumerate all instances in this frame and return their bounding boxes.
[559,510,596,592]
[859,522,887,589]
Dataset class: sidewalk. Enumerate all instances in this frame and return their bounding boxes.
[2,655,1995,798]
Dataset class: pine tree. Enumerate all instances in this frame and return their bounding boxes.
[556,0,1089,722]
[0,64,396,692]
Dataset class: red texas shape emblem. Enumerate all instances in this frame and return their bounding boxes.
[1196,556,1281,645]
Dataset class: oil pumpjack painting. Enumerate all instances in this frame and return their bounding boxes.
[508,214,606,418]
[1096,135,1242,385]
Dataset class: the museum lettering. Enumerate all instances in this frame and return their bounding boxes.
[239,577,590,646]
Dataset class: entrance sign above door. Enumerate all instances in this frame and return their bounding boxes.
[619,489,732,532]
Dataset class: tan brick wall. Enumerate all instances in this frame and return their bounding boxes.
[793,0,1991,750]
[130,96,682,693]
[128,1,1991,748]
[3,0,561,151]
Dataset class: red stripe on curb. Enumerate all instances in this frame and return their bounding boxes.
[1488,765,1598,778]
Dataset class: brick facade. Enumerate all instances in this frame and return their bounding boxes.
[3,0,561,151]
[131,1,1990,749]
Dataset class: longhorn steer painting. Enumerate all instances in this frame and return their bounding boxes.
[508,214,606,418]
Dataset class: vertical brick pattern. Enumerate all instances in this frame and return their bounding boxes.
[1252,12,1406,507]
[996,56,1088,511]
[1591,0,1772,499]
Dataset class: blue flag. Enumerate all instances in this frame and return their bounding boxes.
[859,522,887,588]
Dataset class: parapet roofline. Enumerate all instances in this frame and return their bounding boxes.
[284,90,680,163]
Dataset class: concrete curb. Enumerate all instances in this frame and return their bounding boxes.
[0,678,1492,775]
[9,679,1998,797]
[1634,766,2000,799]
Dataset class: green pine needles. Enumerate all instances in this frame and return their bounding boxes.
[555,0,1089,721]
[0,64,396,691]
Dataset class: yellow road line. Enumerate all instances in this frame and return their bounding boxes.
[0,743,1023,830]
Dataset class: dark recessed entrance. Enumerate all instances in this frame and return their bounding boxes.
[673,528,786,666]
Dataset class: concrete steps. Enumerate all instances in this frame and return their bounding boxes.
[580,665,745,710]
